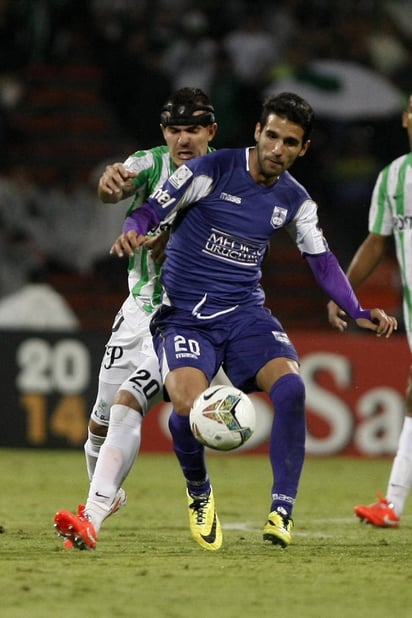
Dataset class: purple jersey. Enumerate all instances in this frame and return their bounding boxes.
[144,147,328,316]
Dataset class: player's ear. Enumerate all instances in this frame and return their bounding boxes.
[298,139,311,157]
[254,122,262,142]
[208,123,218,141]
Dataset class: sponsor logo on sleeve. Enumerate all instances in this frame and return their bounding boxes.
[169,165,193,189]
[150,187,176,208]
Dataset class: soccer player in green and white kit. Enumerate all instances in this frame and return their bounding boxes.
[54,88,221,550]
[328,94,412,527]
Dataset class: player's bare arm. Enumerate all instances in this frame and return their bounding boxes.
[98,162,138,203]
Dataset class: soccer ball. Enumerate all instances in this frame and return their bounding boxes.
[189,385,256,451]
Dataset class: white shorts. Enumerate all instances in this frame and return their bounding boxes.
[90,295,162,427]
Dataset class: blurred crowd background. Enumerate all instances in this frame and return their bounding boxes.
[0,0,410,331]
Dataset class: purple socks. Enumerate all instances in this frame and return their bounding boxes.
[168,410,210,496]
[268,373,306,516]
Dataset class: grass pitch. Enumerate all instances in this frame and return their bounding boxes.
[0,449,410,618]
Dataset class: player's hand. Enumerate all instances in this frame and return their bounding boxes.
[144,230,170,264]
[98,163,138,202]
[355,308,398,338]
[110,231,146,257]
[327,300,348,332]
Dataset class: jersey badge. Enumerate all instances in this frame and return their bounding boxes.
[271,206,288,228]
[169,165,193,189]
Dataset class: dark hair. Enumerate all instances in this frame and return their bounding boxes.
[260,92,314,143]
[161,87,215,126]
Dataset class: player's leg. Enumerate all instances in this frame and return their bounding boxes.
[225,310,303,547]
[354,363,412,527]
[54,377,124,550]
[166,366,210,494]
[85,396,140,533]
[54,309,161,548]
[54,388,141,550]
[84,307,133,480]
[166,367,223,551]
[258,357,305,547]
[84,380,118,481]
[85,354,162,534]
[385,364,412,517]
[152,307,219,500]
[54,356,161,550]
[152,307,223,550]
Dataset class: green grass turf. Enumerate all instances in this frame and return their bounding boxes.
[0,449,410,618]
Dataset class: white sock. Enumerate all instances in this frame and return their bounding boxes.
[84,430,106,481]
[387,416,412,516]
[85,405,142,532]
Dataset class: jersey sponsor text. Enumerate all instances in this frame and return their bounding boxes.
[393,215,412,231]
[150,187,176,208]
[203,228,264,265]
[219,192,242,204]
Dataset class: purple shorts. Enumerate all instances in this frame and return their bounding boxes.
[150,304,299,393]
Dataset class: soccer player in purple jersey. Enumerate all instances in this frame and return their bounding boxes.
[116,92,397,550]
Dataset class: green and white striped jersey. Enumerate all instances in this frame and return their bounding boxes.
[119,144,214,313]
[369,152,412,335]
[121,145,176,314]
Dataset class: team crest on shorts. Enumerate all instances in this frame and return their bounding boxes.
[271,206,288,228]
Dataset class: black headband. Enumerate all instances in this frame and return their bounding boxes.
[160,102,215,127]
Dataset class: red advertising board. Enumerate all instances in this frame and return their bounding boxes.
[118,330,412,456]
[1,330,409,455]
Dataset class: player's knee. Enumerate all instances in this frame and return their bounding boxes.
[174,383,205,415]
[171,397,193,416]
[292,373,305,399]
[88,418,107,437]
[114,389,144,414]
[269,373,305,409]
[167,386,199,415]
[165,369,207,415]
